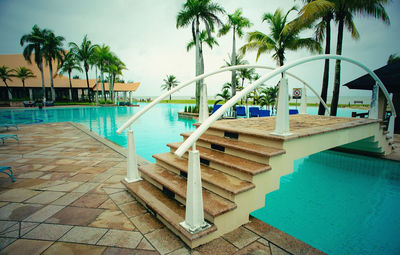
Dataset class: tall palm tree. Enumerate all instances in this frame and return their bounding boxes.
[218,9,252,98]
[216,88,231,103]
[0,65,15,100]
[108,55,127,101]
[59,51,83,101]
[329,0,390,116]
[42,30,65,101]
[69,35,97,101]
[161,75,180,101]
[238,67,256,105]
[290,0,334,115]
[93,44,112,101]
[14,67,36,98]
[20,24,47,97]
[387,53,400,64]
[176,0,225,109]
[240,7,321,67]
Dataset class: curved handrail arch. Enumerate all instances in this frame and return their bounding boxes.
[117,64,328,134]
[174,54,396,157]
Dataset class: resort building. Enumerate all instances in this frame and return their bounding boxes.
[0,54,140,102]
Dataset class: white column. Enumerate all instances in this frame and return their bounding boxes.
[388,93,394,142]
[180,144,210,233]
[129,91,132,104]
[198,83,209,123]
[125,128,141,183]
[300,85,307,114]
[369,83,379,119]
[29,89,33,100]
[271,73,291,136]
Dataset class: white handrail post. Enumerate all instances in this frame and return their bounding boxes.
[369,83,379,119]
[199,83,209,123]
[180,143,210,233]
[388,93,395,142]
[125,127,141,183]
[271,72,292,136]
[300,85,307,114]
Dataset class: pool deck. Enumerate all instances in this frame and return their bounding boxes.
[0,122,328,255]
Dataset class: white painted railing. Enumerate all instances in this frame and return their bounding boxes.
[116,54,396,234]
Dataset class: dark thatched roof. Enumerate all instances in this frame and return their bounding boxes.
[343,61,400,93]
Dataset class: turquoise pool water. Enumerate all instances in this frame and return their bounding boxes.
[251,150,400,255]
[1,104,398,254]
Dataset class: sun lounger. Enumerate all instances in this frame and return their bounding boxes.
[211,104,222,114]
[0,124,18,131]
[259,109,271,117]
[249,107,260,117]
[23,101,36,107]
[0,134,19,144]
[45,101,54,106]
[236,106,246,117]
[0,166,15,182]
[289,109,299,115]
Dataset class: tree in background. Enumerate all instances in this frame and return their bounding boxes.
[0,65,15,100]
[14,66,36,98]
[387,54,400,64]
[59,51,83,101]
[92,44,112,101]
[161,75,180,101]
[42,30,65,101]
[176,0,225,110]
[218,8,251,99]
[20,25,47,98]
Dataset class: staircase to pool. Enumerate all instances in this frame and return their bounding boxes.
[122,115,393,248]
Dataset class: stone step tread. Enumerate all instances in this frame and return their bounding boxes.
[181,132,285,157]
[153,152,255,195]
[122,179,217,241]
[168,142,271,175]
[139,164,237,217]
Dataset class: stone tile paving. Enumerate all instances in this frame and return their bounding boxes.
[0,122,329,254]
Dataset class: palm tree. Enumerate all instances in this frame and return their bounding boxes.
[20,24,47,97]
[240,7,321,67]
[69,35,98,101]
[218,9,252,99]
[290,0,334,115]
[216,88,231,103]
[14,67,36,98]
[161,75,180,101]
[59,51,83,101]
[0,65,15,100]
[259,86,278,113]
[42,30,65,101]
[387,54,400,64]
[108,55,127,101]
[176,0,225,109]
[238,67,256,105]
[92,44,112,101]
[329,0,390,116]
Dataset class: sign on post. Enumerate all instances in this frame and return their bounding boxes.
[292,88,302,99]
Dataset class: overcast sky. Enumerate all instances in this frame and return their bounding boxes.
[1,0,399,99]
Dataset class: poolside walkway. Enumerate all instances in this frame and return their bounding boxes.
[0,122,325,255]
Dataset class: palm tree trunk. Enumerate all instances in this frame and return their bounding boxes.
[3,81,12,100]
[108,73,113,101]
[318,17,331,115]
[23,80,28,98]
[85,68,90,102]
[49,61,56,101]
[68,71,73,101]
[101,69,106,101]
[39,62,45,98]
[195,18,201,110]
[231,27,237,99]
[330,19,344,116]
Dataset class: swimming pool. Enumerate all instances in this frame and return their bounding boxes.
[1,104,397,254]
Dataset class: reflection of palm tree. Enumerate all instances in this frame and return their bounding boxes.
[161,75,180,101]
[20,25,47,97]
[240,7,321,66]
[0,65,15,99]
[59,51,83,101]
[218,9,252,98]
[14,67,35,98]
[176,0,225,109]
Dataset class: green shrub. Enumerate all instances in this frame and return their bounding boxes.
[192,106,199,113]
[184,105,187,112]
[188,106,192,113]
[208,106,213,113]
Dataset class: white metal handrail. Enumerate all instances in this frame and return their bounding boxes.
[116,65,329,134]
[174,54,397,157]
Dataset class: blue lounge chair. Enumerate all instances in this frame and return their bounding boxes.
[259,109,271,117]
[289,109,299,115]
[249,107,260,117]
[0,166,15,182]
[0,134,19,144]
[211,104,222,114]
[0,124,18,131]
[236,106,246,117]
